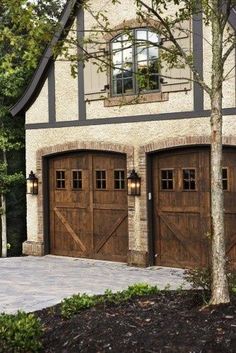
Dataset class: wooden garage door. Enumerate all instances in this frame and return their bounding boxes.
[152,147,236,269]
[49,152,128,262]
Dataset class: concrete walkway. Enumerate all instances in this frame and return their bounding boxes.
[0,255,189,314]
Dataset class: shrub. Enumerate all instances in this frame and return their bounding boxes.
[61,293,97,319]
[125,283,160,297]
[0,311,42,353]
[61,283,160,318]
[184,267,211,292]
[102,283,160,304]
[184,267,236,300]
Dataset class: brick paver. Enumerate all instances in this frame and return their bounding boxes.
[0,255,189,314]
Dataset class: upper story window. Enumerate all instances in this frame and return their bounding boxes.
[111,29,159,96]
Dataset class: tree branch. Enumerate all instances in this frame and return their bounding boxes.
[136,0,211,95]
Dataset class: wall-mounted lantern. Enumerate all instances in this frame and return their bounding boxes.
[26,171,38,195]
[127,169,141,196]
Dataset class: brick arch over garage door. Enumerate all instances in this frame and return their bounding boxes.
[35,141,134,262]
[140,136,236,269]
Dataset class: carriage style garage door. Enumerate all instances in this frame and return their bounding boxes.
[152,147,236,269]
[49,152,128,262]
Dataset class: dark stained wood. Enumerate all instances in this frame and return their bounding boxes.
[152,148,211,268]
[152,147,236,269]
[223,148,236,270]
[49,152,128,262]
[95,214,127,253]
[54,207,86,252]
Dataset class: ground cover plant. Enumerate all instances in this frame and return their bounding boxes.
[0,311,42,353]
[1,283,236,353]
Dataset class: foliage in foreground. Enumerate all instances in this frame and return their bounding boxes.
[61,283,160,318]
[0,311,42,353]
[184,267,236,302]
[0,283,160,351]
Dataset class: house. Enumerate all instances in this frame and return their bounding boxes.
[11,0,236,268]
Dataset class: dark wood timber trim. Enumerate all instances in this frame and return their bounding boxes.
[25,107,236,130]
[193,12,204,112]
[42,157,50,254]
[77,7,86,121]
[146,154,155,266]
[48,63,56,124]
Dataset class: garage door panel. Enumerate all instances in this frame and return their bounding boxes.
[93,209,127,259]
[69,155,89,169]
[153,148,210,268]
[159,212,204,264]
[53,208,90,253]
[153,147,236,269]
[225,214,236,269]
[93,191,114,204]
[69,191,90,205]
[159,193,200,208]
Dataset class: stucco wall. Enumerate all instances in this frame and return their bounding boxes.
[203,24,236,110]
[26,79,49,124]
[86,90,193,119]
[55,60,79,121]
[24,116,216,247]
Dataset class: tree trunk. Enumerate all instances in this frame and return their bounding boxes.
[1,150,7,258]
[210,91,230,304]
[1,193,7,258]
[209,0,230,305]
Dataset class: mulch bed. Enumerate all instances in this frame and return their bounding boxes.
[36,291,236,353]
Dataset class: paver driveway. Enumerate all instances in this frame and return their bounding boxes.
[0,255,188,314]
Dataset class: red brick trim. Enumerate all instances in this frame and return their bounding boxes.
[104,92,169,107]
[141,136,236,153]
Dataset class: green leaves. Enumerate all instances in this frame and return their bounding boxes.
[61,283,160,318]
[0,311,42,353]
[0,0,65,199]
[0,161,24,194]
[0,0,65,104]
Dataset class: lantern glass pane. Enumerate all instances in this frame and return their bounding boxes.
[33,180,38,195]
[27,180,34,194]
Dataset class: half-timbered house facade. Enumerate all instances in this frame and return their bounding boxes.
[11,1,236,268]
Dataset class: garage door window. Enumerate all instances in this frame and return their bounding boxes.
[96,170,106,189]
[56,171,65,189]
[161,169,174,190]
[114,170,125,190]
[183,169,196,190]
[72,170,82,189]
[222,168,228,191]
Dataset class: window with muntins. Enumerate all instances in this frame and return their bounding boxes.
[111,29,159,96]
[114,170,125,189]
[222,168,228,191]
[161,169,173,190]
[96,170,106,189]
[72,170,82,189]
[56,170,65,189]
[183,169,196,191]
